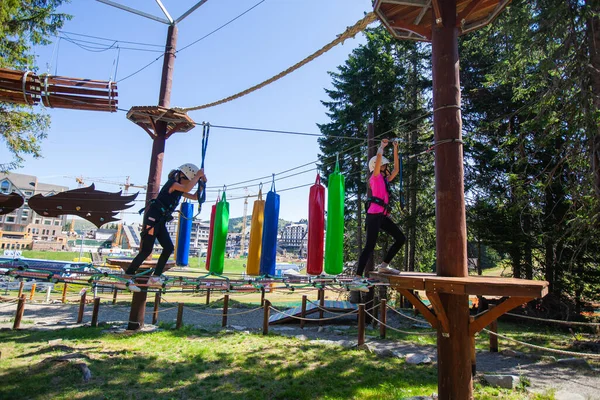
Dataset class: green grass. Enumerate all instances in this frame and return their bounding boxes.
[0,326,550,400]
[21,251,89,262]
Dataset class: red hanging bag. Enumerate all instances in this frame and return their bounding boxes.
[306,174,325,275]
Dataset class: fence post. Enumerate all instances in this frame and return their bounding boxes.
[12,295,26,330]
[318,288,325,327]
[379,299,387,339]
[176,303,184,329]
[358,304,365,346]
[260,287,265,307]
[263,299,271,335]
[152,292,161,325]
[488,304,498,352]
[91,297,101,327]
[61,283,68,303]
[17,281,24,298]
[205,288,211,305]
[300,295,307,330]
[29,283,36,301]
[77,290,87,323]
[45,286,52,303]
[222,294,229,327]
[112,287,118,305]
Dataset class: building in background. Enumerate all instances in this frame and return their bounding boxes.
[0,172,69,251]
[280,223,308,254]
[166,218,211,257]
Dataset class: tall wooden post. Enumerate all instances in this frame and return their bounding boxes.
[17,281,24,298]
[128,23,178,331]
[300,295,307,329]
[263,299,271,335]
[432,1,472,398]
[488,304,498,352]
[61,283,68,303]
[77,290,87,323]
[222,294,229,327]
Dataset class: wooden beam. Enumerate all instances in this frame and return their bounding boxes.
[166,122,186,139]
[457,0,483,25]
[390,20,432,39]
[138,123,156,140]
[431,0,442,25]
[399,289,439,329]
[426,291,450,335]
[469,296,532,335]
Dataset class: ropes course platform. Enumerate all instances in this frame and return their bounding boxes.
[370,272,549,336]
[269,300,357,325]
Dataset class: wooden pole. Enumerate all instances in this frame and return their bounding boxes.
[222,294,229,327]
[61,283,68,303]
[263,299,271,335]
[488,304,498,352]
[12,295,26,330]
[318,288,324,326]
[29,283,36,301]
[17,281,24,298]
[152,292,161,325]
[128,23,178,331]
[380,299,387,339]
[205,288,211,305]
[300,295,307,329]
[358,304,365,346]
[77,290,87,323]
[470,316,476,377]
[260,287,265,307]
[91,297,100,327]
[112,287,118,305]
[176,302,184,329]
[432,2,472,398]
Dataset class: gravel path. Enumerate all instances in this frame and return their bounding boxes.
[1,300,598,399]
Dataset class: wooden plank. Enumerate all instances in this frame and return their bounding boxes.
[399,289,438,329]
[425,279,466,295]
[44,85,115,97]
[426,291,450,335]
[469,296,532,335]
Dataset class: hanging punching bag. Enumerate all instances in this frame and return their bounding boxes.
[324,160,345,275]
[176,202,193,266]
[209,193,229,275]
[246,187,265,276]
[204,197,218,271]
[307,174,325,275]
[260,178,280,276]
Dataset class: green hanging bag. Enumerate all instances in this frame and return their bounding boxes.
[209,191,230,274]
[324,160,345,275]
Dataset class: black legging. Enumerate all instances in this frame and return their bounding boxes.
[356,213,406,276]
[125,222,174,276]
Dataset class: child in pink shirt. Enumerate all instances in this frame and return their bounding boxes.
[354,139,406,286]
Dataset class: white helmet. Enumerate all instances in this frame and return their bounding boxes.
[178,163,199,180]
[368,155,390,173]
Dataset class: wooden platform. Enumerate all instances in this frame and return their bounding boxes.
[106,257,175,273]
[269,300,357,325]
[369,271,549,336]
[369,272,549,298]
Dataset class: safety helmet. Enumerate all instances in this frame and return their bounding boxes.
[178,163,199,180]
[368,156,390,173]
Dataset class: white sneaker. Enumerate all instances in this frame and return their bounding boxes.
[127,279,141,292]
[375,264,401,275]
[147,276,166,287]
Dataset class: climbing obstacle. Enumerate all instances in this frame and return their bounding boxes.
[0,67,118,111]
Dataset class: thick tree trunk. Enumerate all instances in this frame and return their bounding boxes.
[588,1,600,199]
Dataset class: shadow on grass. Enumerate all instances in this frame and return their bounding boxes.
[0,326,438,400]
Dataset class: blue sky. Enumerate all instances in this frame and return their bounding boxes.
[1,0,374,224]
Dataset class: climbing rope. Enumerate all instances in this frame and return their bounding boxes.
[176,12,378,112]
[482,328,600,359]
[505,313,600,327]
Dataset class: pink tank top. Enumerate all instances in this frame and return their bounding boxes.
[367,174,389,215]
